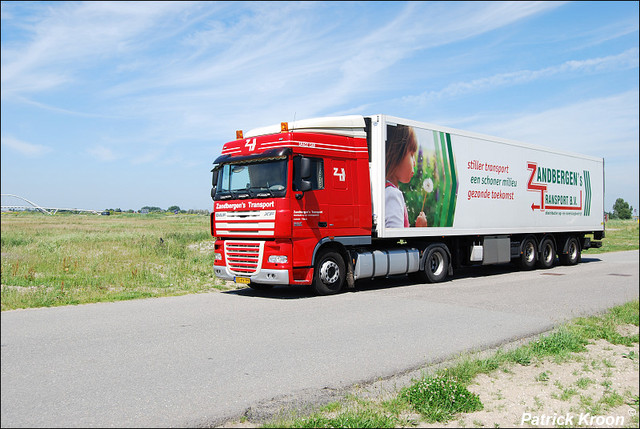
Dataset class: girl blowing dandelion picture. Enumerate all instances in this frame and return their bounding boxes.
[385,124,442,228]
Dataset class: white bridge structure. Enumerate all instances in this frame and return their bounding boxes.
[1,194,98,215]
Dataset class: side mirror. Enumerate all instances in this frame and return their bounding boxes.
[211,168,219,188]
[211,167,219,200]
[293,156,312,192]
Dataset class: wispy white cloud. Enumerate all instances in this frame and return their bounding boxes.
[339,1,563,79]
[13,95,120,118]
[87,2,566,143]
[568,13,639,50]
[1,1,199,97]
[1,1,565,134]
[465,89,639,157]
[403,48,639,105]
[1,135,52,157]
[131,148,164,165]
[87,145,118,162]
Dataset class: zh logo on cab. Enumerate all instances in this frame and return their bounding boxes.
[245,138,257,151]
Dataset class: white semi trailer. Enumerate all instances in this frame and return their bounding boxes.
[211,114,605,294]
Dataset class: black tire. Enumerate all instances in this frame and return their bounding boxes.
[537,237,556,269]
[248,283,274,291]
[312,250,346,295]
[422,245,449,283]
[519,236,537,270]
[560,236,581,265]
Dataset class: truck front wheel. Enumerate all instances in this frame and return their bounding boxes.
[312,250,345,295]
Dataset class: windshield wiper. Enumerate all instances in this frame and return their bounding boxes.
[249,187,273,198]
[216,191,233,200]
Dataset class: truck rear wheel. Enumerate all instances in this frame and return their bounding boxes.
[519,236,537,270]
[312,250,345,295]
[537,237,556,269]
[560,236,581,265]
[422,245,449,283]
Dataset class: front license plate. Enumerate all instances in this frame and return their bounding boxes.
[234,276,250,284]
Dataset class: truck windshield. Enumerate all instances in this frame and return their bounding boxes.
[215,159,287,200]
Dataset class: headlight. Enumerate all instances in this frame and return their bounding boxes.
[268,255,288,264]
[214,252,222,260]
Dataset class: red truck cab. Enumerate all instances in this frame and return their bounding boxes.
[211,116,371,294]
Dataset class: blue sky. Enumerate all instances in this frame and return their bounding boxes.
[1,1,638,213]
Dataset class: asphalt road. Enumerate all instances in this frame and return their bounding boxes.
[2,250,638,428]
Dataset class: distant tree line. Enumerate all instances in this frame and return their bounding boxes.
[101,206,210,215]
[606,198,635,220]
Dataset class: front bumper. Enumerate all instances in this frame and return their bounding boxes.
[214,265,290,284]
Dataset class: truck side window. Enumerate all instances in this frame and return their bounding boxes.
[294,158,324,191]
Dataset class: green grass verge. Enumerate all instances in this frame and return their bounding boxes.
[263,408,398,428]
[263,300,639,428]
[584,219,639,254]
[1,212,231,310]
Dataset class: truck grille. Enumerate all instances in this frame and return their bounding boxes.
[214,210,276,237]
[224,241,264,275]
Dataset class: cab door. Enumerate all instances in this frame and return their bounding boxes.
[292,157,328,266]
[326,158,356,232]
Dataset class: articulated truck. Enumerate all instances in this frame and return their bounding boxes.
[210,115,604,295]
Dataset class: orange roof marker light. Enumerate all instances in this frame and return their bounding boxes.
[236,130,243,139]
[281,122,289,132]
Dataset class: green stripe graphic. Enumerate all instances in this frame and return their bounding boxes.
[432,131,458,227]
[439,132,451,226]
[583,170,591,216]
[445,133,457,225]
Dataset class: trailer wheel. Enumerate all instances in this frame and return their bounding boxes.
[423,245,449,283]
[560,237,581,265]
[519,237,537,270]
[312,250,345,295]
[538,237,556,269]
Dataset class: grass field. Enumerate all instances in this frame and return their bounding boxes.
[1,213,637,311]
[1,212,225,311]
[583,219,640,254]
